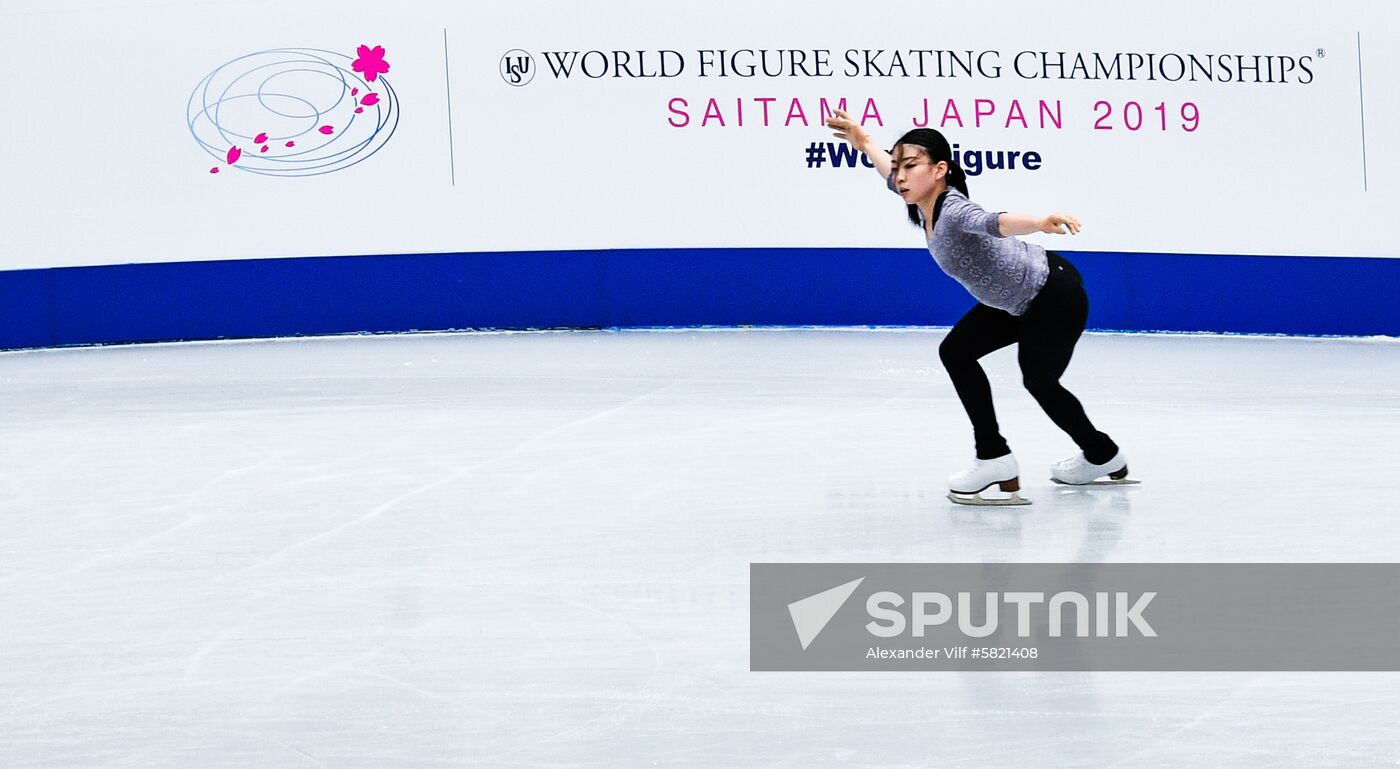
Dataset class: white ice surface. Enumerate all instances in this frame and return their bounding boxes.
[1,328,1397,768]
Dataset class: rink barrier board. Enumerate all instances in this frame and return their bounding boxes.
[0,248,1396,349]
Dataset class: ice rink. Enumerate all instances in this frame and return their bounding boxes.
[2,328,1398,767]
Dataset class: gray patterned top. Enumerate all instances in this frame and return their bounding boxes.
[904,187,1050,316]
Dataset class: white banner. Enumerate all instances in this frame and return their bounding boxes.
[2,0,1398,269]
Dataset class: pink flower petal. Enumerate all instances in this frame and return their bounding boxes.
[319,125,334,135]
[285,140,295,147]
[355,107,363,114]
[226,146,242,164]
[351,87,359,96]
[210,167,220,174]
[254,132,268,144]
[352,44,390,83]
[360,93,380,106]
[260,145,269,153]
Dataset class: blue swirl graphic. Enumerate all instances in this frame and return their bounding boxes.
[188,48,399,177]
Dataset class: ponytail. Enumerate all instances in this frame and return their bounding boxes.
[945,161,969,197]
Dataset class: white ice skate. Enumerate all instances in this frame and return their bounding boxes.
[947,454,1030,506]
[1050,451,1139,486]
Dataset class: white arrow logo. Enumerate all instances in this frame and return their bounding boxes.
[787,578,865,651]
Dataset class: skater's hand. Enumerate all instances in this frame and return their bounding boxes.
[825,109,893,179]
[1040,213,1082,235]
[826,109,873,154]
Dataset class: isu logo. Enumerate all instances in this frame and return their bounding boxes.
[500,49,535,86]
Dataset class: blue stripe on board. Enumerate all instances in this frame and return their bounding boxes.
[0,249,1396,349]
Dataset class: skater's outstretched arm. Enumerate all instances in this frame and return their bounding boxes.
[996,212,1082,237]
[825,109,892,179]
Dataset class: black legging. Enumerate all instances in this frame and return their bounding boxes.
[938,252,1118,464]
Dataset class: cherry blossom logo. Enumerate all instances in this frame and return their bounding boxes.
[188,44,399,177]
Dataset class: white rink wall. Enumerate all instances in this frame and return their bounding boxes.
[1,0,1399,267]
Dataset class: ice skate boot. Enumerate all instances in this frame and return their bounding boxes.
[1050,451,1139,486]
[947,454,1030,506]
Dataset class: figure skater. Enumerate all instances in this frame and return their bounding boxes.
[825,109,1135,505]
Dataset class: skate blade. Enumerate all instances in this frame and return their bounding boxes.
[948,491,1031,506]
[1051,477,1140,486]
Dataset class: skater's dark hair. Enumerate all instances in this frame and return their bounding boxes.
[892,128,969,227]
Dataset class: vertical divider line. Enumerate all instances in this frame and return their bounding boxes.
[444,28,456,187]
[1357,32,1367,192]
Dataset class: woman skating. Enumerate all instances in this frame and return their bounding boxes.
[826,109,1134,504]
